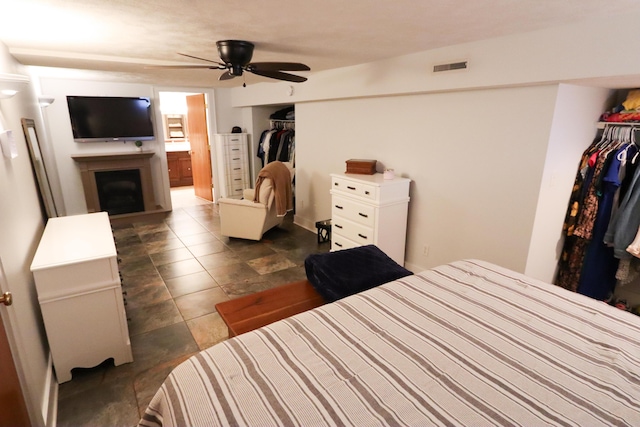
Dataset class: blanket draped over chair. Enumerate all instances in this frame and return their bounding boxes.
[253,161,293,216]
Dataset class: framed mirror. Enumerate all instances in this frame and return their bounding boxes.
[21,118,57,219]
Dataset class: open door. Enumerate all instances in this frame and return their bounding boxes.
[186,94,213,202]
[0,262,31,427]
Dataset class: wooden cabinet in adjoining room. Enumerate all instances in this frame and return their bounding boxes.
[167,151,193,187]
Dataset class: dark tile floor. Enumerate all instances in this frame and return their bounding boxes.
[56,188,329,426]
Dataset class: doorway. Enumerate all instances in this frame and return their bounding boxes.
[158,91,214,203]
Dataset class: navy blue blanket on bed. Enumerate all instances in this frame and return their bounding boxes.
[304,245,413,302]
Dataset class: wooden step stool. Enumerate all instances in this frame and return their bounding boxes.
[215,279,326,337]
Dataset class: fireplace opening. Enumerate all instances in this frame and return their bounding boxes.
[95,169,145,215]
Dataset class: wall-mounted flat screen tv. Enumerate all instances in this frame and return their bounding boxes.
[66,96,155,142]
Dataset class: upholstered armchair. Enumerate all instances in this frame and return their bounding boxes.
[218,162,294,240]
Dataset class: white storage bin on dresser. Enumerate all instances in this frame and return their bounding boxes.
[330,173,411,266]
[30,212,132,383]
[214,133,251,199]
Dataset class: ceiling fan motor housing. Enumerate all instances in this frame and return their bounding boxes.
[217,40,254,75]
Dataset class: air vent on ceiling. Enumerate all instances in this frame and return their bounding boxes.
[433,61,468,73]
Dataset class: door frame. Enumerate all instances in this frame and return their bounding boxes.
[153,87,218,209]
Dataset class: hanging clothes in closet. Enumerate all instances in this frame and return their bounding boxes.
[257,120,295,168]
[556,125,640,300]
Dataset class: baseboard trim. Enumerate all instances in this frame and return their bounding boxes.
[404,260,426,274]
[293,215,315,233]
[43,353,58,427]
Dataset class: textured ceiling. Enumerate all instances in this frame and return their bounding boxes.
[2,0,640,88]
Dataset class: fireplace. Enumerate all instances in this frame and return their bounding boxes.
[72,152,158,217]
[95,169,145,215]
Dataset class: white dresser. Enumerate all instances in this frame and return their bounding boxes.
[330,173,411,265]
[214,133,251,200]
[30,212,132,383]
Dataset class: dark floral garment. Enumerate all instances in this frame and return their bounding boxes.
[556,145,601,292]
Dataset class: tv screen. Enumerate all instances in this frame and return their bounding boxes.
[66,96,155,142]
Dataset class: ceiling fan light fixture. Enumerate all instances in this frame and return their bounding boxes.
[230,64,244,76]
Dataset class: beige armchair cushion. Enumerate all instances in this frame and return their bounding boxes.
[218,161,295,241]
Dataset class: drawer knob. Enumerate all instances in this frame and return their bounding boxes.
[365,191,370,195]
[358,233,368,239]
[335,242,343,247]
[347,186,356,190]
[335,205,343,209]
[358,213,368,218]
[335,224,343,229]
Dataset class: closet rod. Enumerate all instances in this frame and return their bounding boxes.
[597,121,640,129]
[270,119,295,130]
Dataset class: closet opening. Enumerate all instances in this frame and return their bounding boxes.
[555,88,640,312]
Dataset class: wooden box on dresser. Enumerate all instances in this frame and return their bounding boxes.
[213,133,251,200]
[30,212,133,383]
[330,173,411,266]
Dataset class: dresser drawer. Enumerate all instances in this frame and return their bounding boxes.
[332,176,377,201]
[332,215,375,246]
[226,173,245,186]
[331,234,359,252]
[225,151,247,164]
[224,135,244,144]
[226,173,246,195]
[331,195,375,228]
[227,163,245,174]
[33,257,118,299]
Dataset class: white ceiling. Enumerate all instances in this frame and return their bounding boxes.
[2,0,640,88]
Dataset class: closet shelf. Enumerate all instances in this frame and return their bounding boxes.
[597,121,640,129]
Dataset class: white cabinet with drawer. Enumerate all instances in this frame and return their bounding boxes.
[330,173,410,265]
[30,212,133,383]
[214,133,251,200]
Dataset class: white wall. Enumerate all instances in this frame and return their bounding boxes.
[295,86,560,273]
[212,88,240,135]
[38,77,168,215]
[0,43,55,426]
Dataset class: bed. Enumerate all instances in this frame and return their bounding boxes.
[139,259,640,426]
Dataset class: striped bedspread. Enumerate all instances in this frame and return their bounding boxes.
[139,260,640,426]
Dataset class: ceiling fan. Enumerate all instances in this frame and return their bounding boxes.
[156,40,309,85]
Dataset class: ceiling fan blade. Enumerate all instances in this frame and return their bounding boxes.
[250,69,307,83]
[145,65,223,69]
[249,62,310,72]
[178,52,225,66]
[219,71,236,81]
